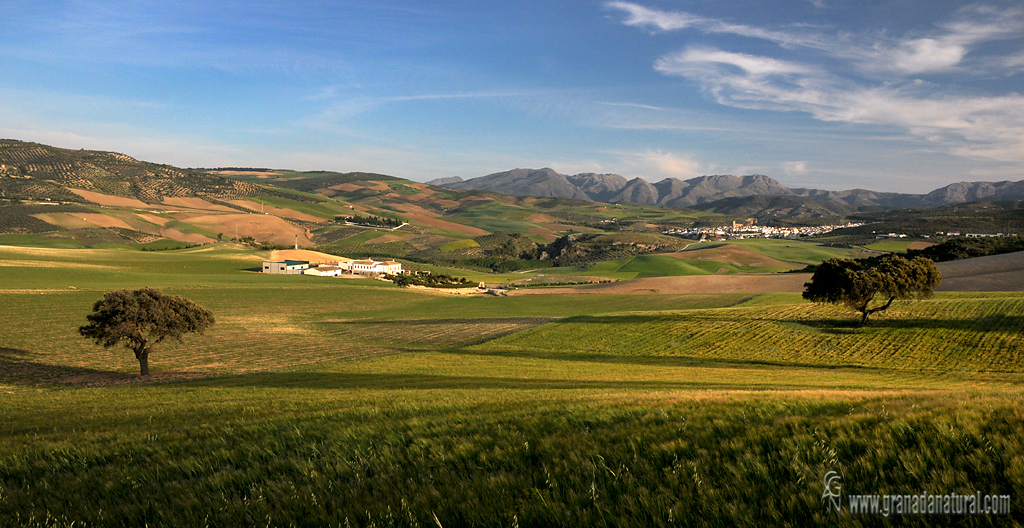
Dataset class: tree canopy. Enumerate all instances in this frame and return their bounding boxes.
[802,255,942,325]
[79,287,215,375]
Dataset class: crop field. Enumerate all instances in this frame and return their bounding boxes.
[709,239,861,265]
[1,244,1023,526]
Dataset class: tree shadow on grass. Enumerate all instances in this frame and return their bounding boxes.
[552,312,1024,335]
[446,347,891,372]
[0,347,133,386]
[181,370,888,392]
[794,315,1024,334]
[0,347,215,387]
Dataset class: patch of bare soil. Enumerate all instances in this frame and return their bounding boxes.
[269,249,351,264]
[226,200,329,222]
[365,233,408,244]
[525,213,555,223]
[907,242,937,250]
[159,228,216,244]
[161,197,237,212]
[67,188,152,208]
[30,213,95,229]
[137,213,171,226]
[181,214,314,246]
[74,213,136,229]
[330,183,365,192]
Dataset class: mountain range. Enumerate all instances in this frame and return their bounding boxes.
[431,168,1024,210]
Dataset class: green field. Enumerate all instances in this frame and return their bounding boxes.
[1,244,1022,526]
[715,238,859,264]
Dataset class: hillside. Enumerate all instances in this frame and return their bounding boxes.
[937,251,1024,292]
[440,167,1024,209]
[6,139,1020,283]
[0,139,281,203]
[0,141,732,268]
[690,194,861,221]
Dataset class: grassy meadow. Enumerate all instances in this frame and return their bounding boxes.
[1,244,1023,526]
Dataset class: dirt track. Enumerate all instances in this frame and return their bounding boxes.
[507,274,811,296]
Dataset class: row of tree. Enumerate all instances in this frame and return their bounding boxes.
[338,215,403,227]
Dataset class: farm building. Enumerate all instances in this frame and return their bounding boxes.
[349,259,402,276]
[262,260,310,274]
[303,265,344,277]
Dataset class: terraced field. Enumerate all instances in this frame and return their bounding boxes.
[478,293,1024,372]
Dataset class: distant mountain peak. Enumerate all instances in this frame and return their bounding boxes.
[435,167,1024,209]
[426,176,463,186]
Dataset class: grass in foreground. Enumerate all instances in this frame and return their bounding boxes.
[1,245,1022,526]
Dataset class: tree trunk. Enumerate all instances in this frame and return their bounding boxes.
[134,342,151,376]
[138,351,150,376]
[858,296,896,326]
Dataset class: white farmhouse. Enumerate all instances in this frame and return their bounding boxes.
[349,259,403,276]
[303,265,344,277]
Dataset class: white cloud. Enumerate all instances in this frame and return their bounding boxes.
[611,149,705,180]
[656,45,1024,164]
[883,38,966,74]
[610,2,1024,76]
[611,3,1024,167]
[607,1,827,49]
[781,161,808,175]
[606,2,702,32]
[656,48,811,78]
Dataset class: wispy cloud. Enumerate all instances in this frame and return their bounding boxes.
[656,45,1024,163]
[612,2,1024,166]
[605,149,707,180]
[608,1,1024,76]
[606,1,829,50]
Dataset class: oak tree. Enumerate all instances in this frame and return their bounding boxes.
[803,255,941,325]
[79,287,215,375]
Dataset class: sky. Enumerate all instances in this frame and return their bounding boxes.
[1,1,1023,193]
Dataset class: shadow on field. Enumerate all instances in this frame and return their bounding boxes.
[796,315,1024,333]
[315,317,560,346]
[447,347,889,372]
[0,347,133,386]
[558,314,687,325]
[183,370,870,392]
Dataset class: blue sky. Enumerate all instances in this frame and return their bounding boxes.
[2,1,1023,192]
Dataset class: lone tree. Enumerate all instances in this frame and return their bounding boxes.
[79,287,215,375]
[803,255,941,325]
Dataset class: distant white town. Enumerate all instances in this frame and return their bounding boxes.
[663,221,865,240]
